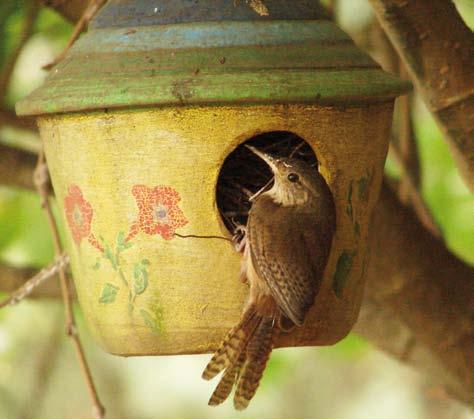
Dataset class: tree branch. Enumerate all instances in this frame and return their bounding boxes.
[34,151,105,418]
[0,253,69,308]
[43,0,107,70]
[352,19,439,237]
[0,0,39,103]
[0,262,65,298]
[0,109,37,131]
[368,0,474,191]
[357,182,474,405]
[0,144,39,190]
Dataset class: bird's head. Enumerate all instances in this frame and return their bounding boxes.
[246,145,326,206]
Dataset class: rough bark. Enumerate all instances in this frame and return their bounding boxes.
[358,183,474,405]
[369,0,474,191]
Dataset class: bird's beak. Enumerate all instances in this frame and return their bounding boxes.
[245,145,279,173]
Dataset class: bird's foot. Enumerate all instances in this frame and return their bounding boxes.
[232,225,247,253]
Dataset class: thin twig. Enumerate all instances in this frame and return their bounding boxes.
[0,253,69,309]
[289,141,306,158]
[34,150,105,419]
[0,0,39,102]
[43,0,107,70]
[249,177,273,202]
[174,233,232,242]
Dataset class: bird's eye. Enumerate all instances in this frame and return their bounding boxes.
[287,173,299,182]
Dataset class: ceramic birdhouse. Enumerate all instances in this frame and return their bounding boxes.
[16,0,410,355]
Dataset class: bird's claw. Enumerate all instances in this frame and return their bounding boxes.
[232,225,247,253]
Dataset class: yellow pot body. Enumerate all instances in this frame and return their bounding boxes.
[39,102,393,355]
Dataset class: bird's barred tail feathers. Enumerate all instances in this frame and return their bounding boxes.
[202,304,275,409]
[234,317,274,410]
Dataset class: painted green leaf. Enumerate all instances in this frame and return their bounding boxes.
[332,250,357,298]
[99,283,119,304]
[141,259,150,266]
[103,245,117,268]
[345,181,353,220]
[117,231,125,245]
[116,231,133,251]
[133,265,148,295]
[140,307,163,334]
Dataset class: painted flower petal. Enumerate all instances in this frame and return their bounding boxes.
[64,184,94,245]
[131,184,188,239]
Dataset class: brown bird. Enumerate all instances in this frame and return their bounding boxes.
[202,145,336,410]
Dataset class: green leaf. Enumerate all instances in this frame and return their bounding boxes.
[35,7,73,41]
[0,189,23,252]
[116,231,133,251]
[0,188,54,267]
[141,259,150,266]
[133,265,148,295]
[117,231,125,246]
[103,245,116,268]
[99,283,119,304]
[0,1,23,69]
[140,309,156,332]
[140,305,163,334]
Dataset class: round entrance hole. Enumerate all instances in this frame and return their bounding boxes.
[216,131,318,234]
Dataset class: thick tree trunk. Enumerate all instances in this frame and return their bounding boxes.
[358,183,474,405]
[369,0,474,191]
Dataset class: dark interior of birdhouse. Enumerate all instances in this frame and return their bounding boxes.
[217,131,318,236]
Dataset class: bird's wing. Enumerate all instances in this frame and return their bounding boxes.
[247,195,332,326]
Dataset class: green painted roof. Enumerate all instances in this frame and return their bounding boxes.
[16,19,410,116]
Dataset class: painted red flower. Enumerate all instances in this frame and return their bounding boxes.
[64,185,93,244]
[128,185,188,240]
[64,185,103,251]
